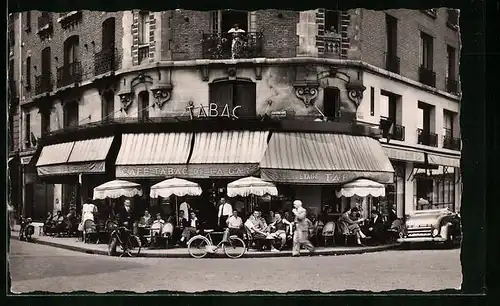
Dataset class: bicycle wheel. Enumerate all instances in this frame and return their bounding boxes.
[187,236,210,259]
[223,236,246,259]
[125,235,142,257]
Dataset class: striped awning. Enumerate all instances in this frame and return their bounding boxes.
[260,133,394,184]
[428,153,460,168]
[36,137,114,176]
[188,131,270,178]
[115,133,193,178]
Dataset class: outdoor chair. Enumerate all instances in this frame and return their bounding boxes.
[322,221,336,247]
[149,222,172,249]
[336,221,358,246]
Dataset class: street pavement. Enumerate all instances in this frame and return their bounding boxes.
[8,238,462,293]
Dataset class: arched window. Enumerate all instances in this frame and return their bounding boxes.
[102,18,116,51]
[63,35,80,65]
[209,80,256,118]
[138,91,149,121]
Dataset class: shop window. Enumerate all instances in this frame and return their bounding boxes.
[138,91,150,121]
[325,10,340,34]
[415,176,434,210]
[209,81,256,118]
[64,101,79,128]
[323,87,340,121]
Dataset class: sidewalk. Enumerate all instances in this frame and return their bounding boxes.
[10,227,400,258]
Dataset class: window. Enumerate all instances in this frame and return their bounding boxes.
[416,168,455,211]
[219,10,248,33]
[64,101,79,128]
[417,101,437,146]
[420,32,433,70]
[41,111,50,136]
[443,110,454,137]
[209,81,256,118]
[380,91,397,121]
[447,9,459,28]
[415,176,434,210]
[370,87,375,116]
[385,14,397,56]
[24,111,31,147]
[138,11,149,45]
[325,10,340,34]
[26,57,31,89]
[102,91,115,121]
[41,47,51,72]
[25,11,31,31]
[138,91,149,121]
[63,36,79,65]
[446,45,456,80]
[323,87,340,120]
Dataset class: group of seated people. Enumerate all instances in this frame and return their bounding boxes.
[43,210,80,236]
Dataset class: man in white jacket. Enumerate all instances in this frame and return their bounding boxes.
[292,200,315,256]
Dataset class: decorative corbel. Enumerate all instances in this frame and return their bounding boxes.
[199,65,209,82]
[346,80,366,107]
[254,64,263,80]
[293,81,320,108]
[151,83,173,109]
[117,89,134,113]
[227,66,237,81]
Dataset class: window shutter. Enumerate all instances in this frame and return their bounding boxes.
[234,82,256,118]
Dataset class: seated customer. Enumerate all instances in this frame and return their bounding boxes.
[226,209,244,238]
[51,211,65,235]
[138,210,153,237]
[173,211,189,245]
[44,212,54,234]
[180,211,200,244]
[150,213,166,237]
[269,212,292,251]
[364,209,385,244]
[245,210,273,250]
[338,207,367,246]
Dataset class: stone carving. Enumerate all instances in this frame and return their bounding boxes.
[117,91,134,112]
[346,80,366,107]
[151,83,173,108]
[294,85,319,107]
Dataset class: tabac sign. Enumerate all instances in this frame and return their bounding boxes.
[116,164,259,179]
[186,102,241,120]
[260,169,394,185]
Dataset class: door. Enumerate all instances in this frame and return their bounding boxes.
[323,87,340,120]
[233,82,256,118]
[221,10,248,32]
[102,18,116,52]
[138,91,149,121]
[41,47,51,75]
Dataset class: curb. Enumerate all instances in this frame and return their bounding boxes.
[11,235,401,258]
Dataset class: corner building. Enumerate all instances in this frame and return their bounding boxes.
[10,8,461,224]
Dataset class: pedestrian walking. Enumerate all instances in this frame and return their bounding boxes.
[291,200,315,256]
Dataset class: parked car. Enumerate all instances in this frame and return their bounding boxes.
[398,208,461,246]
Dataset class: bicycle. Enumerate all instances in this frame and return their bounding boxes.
[187,229,246,259]
[107,225,142,257]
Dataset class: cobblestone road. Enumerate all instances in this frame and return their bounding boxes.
[8,239,461,293]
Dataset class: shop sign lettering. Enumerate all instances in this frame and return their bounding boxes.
[261,169,394,184]
[117,164,258,178]
[186,103,241,120]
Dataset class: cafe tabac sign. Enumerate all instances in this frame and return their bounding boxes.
[186,102,241,120]
[116,164,259,179]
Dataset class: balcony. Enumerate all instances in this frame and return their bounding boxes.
[379,118,405,141]
[202,32,264,60]
[419,66,436,87]
[421,9,438,19]
[443,135,461,151]
[323,33,342,58]
[417,128,438,147]
[35,73,53,95]
[94,49,117,76]
[138,45,150,64]
[446,77,459,95]
[56,62,83,88]
[37,14,53,39]
[385,53,400,74]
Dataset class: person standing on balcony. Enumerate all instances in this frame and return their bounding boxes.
[228,24,246,59]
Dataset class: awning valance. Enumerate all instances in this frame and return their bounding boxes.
[336,179,386,198]
[382,145,426,163]
[187,131,270,178]
[115,133,193,178]
[428,153,460,168]
[260,133,394,184]
[36,137,114,176]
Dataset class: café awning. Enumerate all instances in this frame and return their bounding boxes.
[260,133,394,184]
[427,153,460,168]
[36,137,114,176]
[115,133,193,178]
[187,131,270,178]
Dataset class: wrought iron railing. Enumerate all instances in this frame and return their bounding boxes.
[443,135,461,151]
[417,128,438,147]
[202,32,264,60]
[138,45,149,64]
[379,118,405,141]
[385,52,400,74]
[323,33,341,57]
[419,66,436,87]
[35,73,53,95]
[56,62,82,88]
[94,48,117,76]
[446,77,459,95]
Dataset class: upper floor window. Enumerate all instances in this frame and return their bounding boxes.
[138,11,150,45]
[209,80,256,118]
[447,9,459,29]
[64,35,80,65]
[24,111,31,148]
[420,32,433,70]
[25,11,31,31]
[379,90,404,141]
[443,110,454,137]
[417,101,437,147]
[385,14,399,73]
[446,45,457,79]
[101,91,115,121]
[26,57,32,90]
[325,10,340,34]
[64,101,79,128]
[138,91,150,121]
[212,10,248,33]
[41,110,50,136]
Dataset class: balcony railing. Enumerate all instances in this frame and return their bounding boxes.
[380,118,405,141]
[385,53,400,74]
[419,66,436,87]
[35,73,53,95]
[56,62,82,88]
[446,77,459,95]
[323,33,341,58]
[443,135,461,151]
[417,128,438,147]
[94,48,117,76]
[202,32,264,60]
[138,45,149,64]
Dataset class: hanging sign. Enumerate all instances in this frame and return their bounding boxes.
[186,102,241,120]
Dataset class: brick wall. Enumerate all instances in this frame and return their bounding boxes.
[255,10,299,58]
[21,11,123,104]
[170,10,211,61]
[359,8,460,92]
